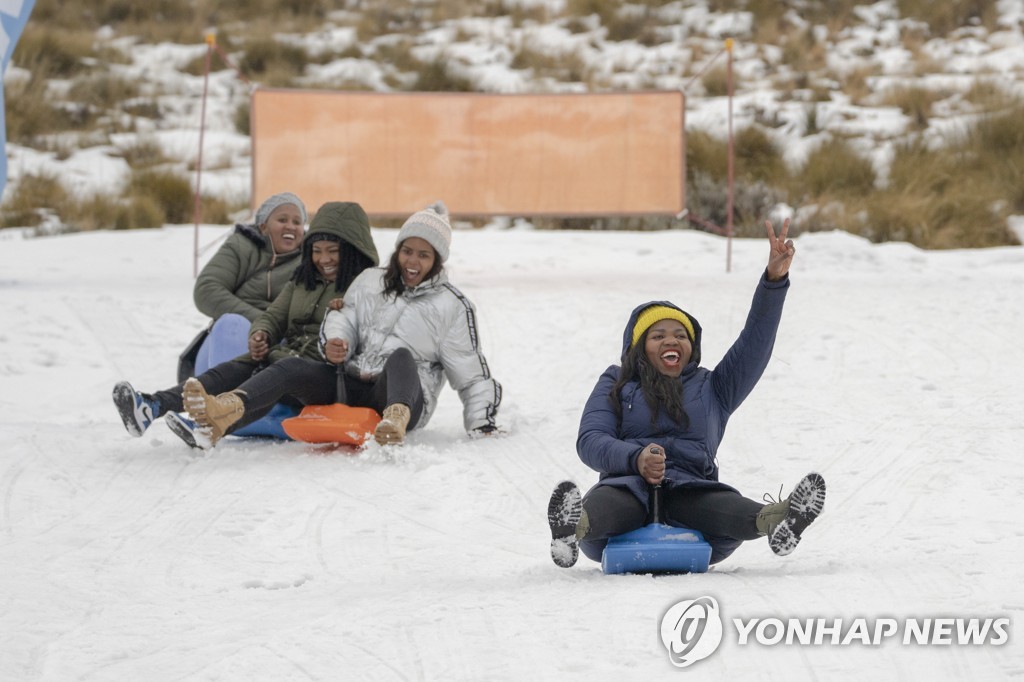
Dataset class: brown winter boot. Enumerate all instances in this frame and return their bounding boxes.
[182,378,245,447]
[374,403,411,445]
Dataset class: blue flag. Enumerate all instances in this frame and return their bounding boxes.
[1,0,36,200]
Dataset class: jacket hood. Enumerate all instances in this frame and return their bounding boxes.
[232,222,303,262]
[621,300,703,366]
[304,201,380,266]
[234,222,268,248]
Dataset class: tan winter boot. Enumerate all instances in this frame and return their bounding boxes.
[182,378,245,447]
[374,403,411,445]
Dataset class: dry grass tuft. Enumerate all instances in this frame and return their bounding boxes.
[12,26,96,79]
[1,174,68,228]
[896,0,999,35]
[793,137,877,200]
[879,85,946,130]
[128,169,194,224]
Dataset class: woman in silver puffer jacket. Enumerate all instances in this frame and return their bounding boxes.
[320,201,503,445]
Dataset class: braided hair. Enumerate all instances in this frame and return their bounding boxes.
[292,235,374,293]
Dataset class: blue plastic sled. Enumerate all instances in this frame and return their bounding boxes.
[195,314,296,440]
[233,402,300,439]
[601,481,712,575]
[601,523,711,575]
[195,314,252,373]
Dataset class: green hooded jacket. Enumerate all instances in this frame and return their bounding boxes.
[247,202,379,364]
[193,224,303,322]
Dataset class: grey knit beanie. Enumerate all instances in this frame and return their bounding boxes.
[396,201,452,263]
[254,192,307,229]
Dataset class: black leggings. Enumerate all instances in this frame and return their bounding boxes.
[153,348,425,434]
[230,348,425,433]
[579,484,763,564]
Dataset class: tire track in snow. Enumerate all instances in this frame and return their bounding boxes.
[0,462,24,536]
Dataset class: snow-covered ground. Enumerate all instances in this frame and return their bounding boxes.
[1,224,1022,679]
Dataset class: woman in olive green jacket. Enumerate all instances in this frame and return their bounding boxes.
[115,201,379,443]
[181,192,308,381]
[194,192,308,322]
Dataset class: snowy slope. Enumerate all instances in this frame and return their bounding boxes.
[1,225,1022,680]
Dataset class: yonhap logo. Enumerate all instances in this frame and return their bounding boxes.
[656,596,1010,668]
[660,596,724,668]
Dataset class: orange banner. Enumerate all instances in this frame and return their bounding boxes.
[252,89,685,217]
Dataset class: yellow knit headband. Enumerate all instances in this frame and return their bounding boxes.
[631,305,695,348]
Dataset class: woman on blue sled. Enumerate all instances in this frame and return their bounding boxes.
[547,219,826,569]
[113,201,378,447]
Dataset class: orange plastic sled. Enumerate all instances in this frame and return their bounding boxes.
[281,365,380,445]
[281,403,380,445]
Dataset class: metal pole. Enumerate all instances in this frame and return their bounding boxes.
[725,38,735,274]
[193,33,215,278]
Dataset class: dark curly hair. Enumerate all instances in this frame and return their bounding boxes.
[610,330,689,429]
[292,235,374,293]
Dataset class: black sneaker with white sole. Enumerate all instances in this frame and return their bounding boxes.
[113,381,160,437]
[166,412,211,450]
[548,480,582,568]
[768,472,826,556]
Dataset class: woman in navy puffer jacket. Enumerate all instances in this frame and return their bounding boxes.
[547,221,826,569]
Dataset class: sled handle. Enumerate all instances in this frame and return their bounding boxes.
[335,363,347,404]
[649,446,664,524]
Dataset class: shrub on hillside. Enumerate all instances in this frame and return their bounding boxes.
[233,103,251,137]
[966,105,1024,212]
[685,126,789,233]
[686,170,788,237]
[116,138,169,169]
[114,196,165,230]
[11,26,95,78]
[701,66,733,97]
[793,137,876,199]
[851,187,1012,248]
[605,6,665,46]
[2,78,77,143]
[531,215,679,231]
[880,85,944,130]
[357,5,427,40]
[962,78,1014,111]
[129,170,193,224]
[239,38,309,84]
[409,57,476,92]
[0,174,68,228]
[734,126,786,183]
[68,74,141,116]
[686,130,729,182]
[215,0,331,19]
[897,0,998,35]
[65,195,123,232]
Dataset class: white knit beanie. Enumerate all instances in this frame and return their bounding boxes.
[396,201,452,263]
